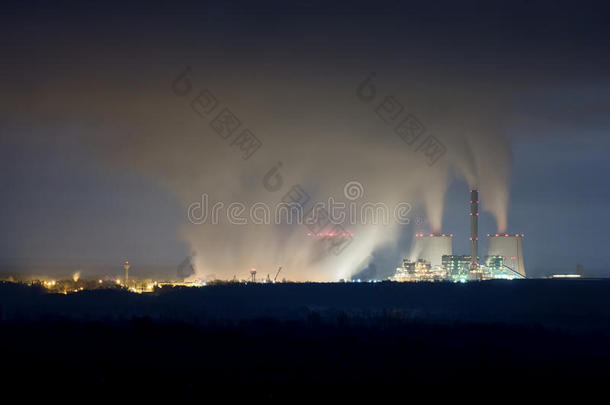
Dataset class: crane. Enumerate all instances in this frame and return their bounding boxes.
[273,266,282,283]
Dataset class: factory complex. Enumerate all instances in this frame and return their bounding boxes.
[392,189,526,282]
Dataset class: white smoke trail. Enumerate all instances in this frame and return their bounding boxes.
[2,64,513,280]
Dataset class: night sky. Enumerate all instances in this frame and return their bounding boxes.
[2,1,610,278]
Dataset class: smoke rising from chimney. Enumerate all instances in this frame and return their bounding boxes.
[3,63,513,280]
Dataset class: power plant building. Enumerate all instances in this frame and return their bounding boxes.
[411,234,453,268]
[392,259,446,282]
[442,255,472,278]
[391,189,526,282]
[487,234,526,277]
[484,255,504,271]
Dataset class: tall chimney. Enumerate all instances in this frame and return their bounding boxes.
[123,261,130,287]
[470,189,479,269]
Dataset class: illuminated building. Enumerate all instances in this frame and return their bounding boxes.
[442,255,472,279]
[391,258,446,282]
[484,255,504,271]
[482,255,517,279]
[549,274,581,278]
[487,234,526,277]
[411,233,453,268]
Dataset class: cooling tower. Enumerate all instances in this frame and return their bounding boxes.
[411,234,453,268]
[487,234,526,277]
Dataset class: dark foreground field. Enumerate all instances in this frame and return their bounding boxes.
[2,280,610,399]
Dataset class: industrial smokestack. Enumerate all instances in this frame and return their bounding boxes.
[123,261,130,286]
[470,189,479,269]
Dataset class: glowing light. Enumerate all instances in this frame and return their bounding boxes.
[550,274,581,278]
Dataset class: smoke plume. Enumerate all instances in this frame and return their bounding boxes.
[3,62,513,280]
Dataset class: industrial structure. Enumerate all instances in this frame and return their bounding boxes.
[391,188,526,282]
[410,233,453,267]
[470,189,479,269]
[487,234,526,277]
[393,258,446,282]
[123,261,130,287]
[442,255,472,279]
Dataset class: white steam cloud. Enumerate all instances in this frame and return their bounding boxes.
[3,64,513,280]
